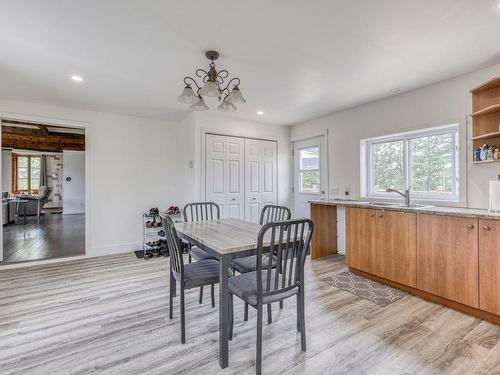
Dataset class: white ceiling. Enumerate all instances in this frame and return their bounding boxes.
[1,0,500,125]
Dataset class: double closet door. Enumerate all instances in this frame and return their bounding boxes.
[205,134,277,223]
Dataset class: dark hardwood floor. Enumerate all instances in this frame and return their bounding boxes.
[2,213,85,263]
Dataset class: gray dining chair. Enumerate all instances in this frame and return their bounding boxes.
[228,218,314,375]
[182,202,220,304]
[162,215,220,344]
[230,204,291,322]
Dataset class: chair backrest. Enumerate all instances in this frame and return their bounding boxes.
[161,215,184,278]
[183,202,220,222]
[259,204,291,225]
[255,219,314,302]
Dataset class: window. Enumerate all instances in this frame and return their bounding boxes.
[298,146,320,193]
[361,125,459,200]
[13,155,41,193]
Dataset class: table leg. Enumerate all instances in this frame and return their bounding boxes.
[219,255,229,368]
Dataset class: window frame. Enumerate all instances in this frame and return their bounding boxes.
[297,146,321,194]
[361,124,459,201]
[12,154,41,194]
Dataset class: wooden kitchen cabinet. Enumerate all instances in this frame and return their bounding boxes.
[376,210,417,287]
[346,207,378,275]
[479,219,500,315]
[347,207,416,286]
[417,214,479,308]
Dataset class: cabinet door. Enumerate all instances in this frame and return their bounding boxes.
[376,210,417,287]
[479,220,500,315]
[346,208,378,274]
[417,214,479,307]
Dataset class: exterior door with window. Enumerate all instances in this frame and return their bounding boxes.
[293,136,327,218]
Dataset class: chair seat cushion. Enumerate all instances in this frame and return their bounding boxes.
[228,270,298,306]
[189,247,217,261]
[230,255,276,274]
[175,259,220,289]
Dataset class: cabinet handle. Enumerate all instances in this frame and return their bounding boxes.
[483,225,491,231]
[377,214,383,218]
[466,224,474,229]
[369,213,374,217]
[232,198,236,201]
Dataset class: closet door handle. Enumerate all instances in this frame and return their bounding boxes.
[465,224,474,229]
[483,225,491,231]
[252,197,257,200]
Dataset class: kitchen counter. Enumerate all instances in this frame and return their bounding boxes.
[309,199,500,221]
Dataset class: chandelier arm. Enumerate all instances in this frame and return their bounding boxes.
[183,76,201,95]
[220,77,241,95]
[195,69,209,79]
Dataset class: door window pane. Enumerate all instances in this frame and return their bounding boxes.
[410,133,453,193]
[300,171,320,193]
[299,147,319,170]
[371,140,404,192]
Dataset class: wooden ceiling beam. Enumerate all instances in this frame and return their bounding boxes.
[2,126,85,152]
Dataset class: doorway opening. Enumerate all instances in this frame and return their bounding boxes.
[1,120,85,263]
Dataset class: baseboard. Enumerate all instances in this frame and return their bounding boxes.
[349,267,500,325]
[88,242,142,257]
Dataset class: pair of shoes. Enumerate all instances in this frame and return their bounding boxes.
[166,206,180,215]
[149,207,159,215]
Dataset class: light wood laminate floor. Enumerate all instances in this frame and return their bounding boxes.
[3,213,85,263]
[0,254,498,374]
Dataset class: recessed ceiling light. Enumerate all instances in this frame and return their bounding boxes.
[257,111,264,115]
[71,75,83,82]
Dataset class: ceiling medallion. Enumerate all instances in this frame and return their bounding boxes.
[178,50,245,112]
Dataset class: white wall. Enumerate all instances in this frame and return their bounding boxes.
[62,150,85,214]
[176,112,291,208]
[291,63,500,209]
[1,149,12,193]
[0,100,180,257]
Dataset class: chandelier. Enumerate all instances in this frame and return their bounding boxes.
[177,50,245,112]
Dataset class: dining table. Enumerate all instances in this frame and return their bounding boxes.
[174,217,265,369]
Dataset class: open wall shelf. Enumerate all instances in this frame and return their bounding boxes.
[470,77,500,163]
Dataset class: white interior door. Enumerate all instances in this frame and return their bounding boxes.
[293,136,327,218]
[244,139,277,223]
[205,134,245,219]
[225,137,245,219]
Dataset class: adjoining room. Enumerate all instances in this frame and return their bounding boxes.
[2,120,85,262]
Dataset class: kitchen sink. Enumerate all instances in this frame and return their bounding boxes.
[368,202,434,209]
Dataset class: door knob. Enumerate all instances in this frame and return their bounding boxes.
[466,224,474,229]
[232,198,236,201]
[321,190,325,194]
[252,197,256,200]
[483,225,491,231]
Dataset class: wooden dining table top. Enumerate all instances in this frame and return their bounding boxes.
[174,218,265,255]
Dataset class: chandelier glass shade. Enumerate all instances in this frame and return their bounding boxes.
[178,50,245,112]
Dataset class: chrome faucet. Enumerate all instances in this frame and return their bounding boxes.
[386,186,411,206]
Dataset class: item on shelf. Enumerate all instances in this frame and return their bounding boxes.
[475,148,482,161]
[152,217,158,228]
[165,205,180,215]
[145,220,153,228]
[157,230,165,237]
[494,148,500,160]
[149,207,159,215]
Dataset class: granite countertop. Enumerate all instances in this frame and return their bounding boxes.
[309,199,500,221]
